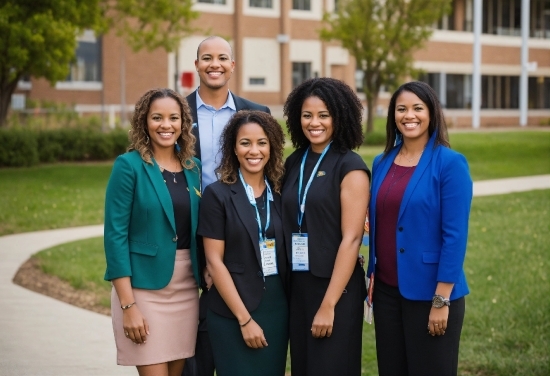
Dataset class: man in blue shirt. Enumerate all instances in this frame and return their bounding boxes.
[186,36,271,189]
[183,36,271,376]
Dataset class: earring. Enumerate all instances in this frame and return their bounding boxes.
[146,135,150,144]
[175,142,181,152]
[394,128,402,146]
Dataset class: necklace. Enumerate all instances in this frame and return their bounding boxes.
[382,163,414,210]
[399,147,425,164]
[157,162,182,184]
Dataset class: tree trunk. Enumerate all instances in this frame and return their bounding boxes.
[0,78,19,127]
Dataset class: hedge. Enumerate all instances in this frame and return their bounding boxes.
[0,128,129,167]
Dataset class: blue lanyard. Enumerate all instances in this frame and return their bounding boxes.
[297,143,331,231]
[238,170,273,242]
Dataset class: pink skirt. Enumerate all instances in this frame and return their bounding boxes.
[111,249,199,366]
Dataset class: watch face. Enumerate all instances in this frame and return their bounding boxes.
[432,296,444,308]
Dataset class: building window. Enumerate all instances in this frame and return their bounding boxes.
[528,77,550,109]
[435,4,455,30]
[198,0,226,4]
[293,0,310,11]
[249,0,272,7]
[249,77,266,85]
[480,0,549,38]
[292,62,311,88]
[67,38,102,82]
[481,75,519,109]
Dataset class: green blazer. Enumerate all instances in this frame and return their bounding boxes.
[104,150,202,289]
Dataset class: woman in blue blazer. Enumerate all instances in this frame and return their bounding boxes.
[104,88,202,375]
[367,81,472,376]
[198,111,289,376]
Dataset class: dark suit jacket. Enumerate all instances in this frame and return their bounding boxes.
[367,131,472,301]
[198,181,288,319]
[104,150,202,289]
[186,90,271,160]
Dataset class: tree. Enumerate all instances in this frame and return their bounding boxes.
[0,0,102,127]
[106,0,198,53]
[0,0,198,127]
[321,0,451,134]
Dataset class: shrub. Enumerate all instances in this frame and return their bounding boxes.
[0,128,39,167]
[0,127,129,167]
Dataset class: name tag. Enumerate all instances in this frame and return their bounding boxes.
[260,238,278,276]
[291,233,309,271]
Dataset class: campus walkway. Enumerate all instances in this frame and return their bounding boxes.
[1,175,549,376]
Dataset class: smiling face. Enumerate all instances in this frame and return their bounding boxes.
[300,96,334,153]
[147,97,182,154]
[394,91,430,143]
[195,37,235,91]
[235,122,270,179]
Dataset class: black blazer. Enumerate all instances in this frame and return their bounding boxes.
[186,90,271,160]
[198,181,288,319]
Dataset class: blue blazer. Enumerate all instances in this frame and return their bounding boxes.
[104,150,202,289]
[367,132,472,301]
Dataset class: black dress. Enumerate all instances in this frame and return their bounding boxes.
[282,147,370,376]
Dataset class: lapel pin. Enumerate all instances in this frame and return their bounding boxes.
[317,171,326,177]
[194,187,201,197]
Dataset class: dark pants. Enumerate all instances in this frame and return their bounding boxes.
[373,279,465,376]
[182,291,215,376]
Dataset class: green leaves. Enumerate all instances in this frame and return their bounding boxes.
[107,0,199,52]
[320,0,451,133]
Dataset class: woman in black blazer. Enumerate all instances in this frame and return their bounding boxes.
[282,78,371,375]
[198,111,288,376]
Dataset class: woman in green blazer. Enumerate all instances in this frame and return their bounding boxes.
[104,88,201,376]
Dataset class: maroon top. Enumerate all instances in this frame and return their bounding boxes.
[374,163,416,287]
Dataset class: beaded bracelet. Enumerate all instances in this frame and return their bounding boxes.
[121,302,136,310]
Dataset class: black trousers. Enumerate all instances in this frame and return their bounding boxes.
[373,279,465,376]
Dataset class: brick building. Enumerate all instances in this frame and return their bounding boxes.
[13,0,550,127]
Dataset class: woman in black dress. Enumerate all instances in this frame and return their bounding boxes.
[282,78,371,375]
[198,110,288,376]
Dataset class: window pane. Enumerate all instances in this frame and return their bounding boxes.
[292,62,311,88]
[293,0,311,11]
[67,38,102,82]
[250,0,272,7]
[198,0,226,4]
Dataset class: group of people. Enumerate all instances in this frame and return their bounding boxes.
[103,36,472,376]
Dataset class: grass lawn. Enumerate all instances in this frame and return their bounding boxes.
[0,162,112,235]
[33,189,550,375]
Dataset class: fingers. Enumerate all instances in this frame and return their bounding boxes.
[311,324,333,339]
[427,321,447,336]
[241,319,268,349]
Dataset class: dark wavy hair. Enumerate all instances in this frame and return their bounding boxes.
[216,110,285,193]
[384,81,450,154]
[128,88,196,168]
[283,77,364,151]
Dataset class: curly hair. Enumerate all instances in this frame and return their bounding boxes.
[128,88,196,169]
[384,81,450,154]
[283,77,364,151]
[216,111,285,193]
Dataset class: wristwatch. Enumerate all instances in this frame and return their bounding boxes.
[432,294,451,308]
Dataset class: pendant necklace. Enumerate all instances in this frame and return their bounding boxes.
[157,162,181,183]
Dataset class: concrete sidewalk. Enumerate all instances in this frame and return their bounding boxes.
[0,175,549,375]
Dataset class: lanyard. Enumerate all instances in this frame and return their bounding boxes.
[238,170,273,242]
[297,143,331,231]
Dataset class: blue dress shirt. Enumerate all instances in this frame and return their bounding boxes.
[196,90,236,189]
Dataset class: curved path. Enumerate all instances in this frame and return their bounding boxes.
[0,175,549,375]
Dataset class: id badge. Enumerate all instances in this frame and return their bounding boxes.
[260,238,278,276]
[291,233,309,271]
